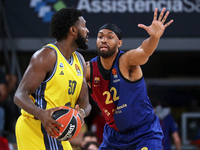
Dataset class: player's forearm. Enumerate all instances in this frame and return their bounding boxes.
[14,91,44,118]
[140,36,160,57]
[78,96,91,118]
[78,79,91,117]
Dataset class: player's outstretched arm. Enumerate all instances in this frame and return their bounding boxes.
[125,8,173,66]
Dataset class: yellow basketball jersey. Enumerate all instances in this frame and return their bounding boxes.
[16,44,84,150]
[21,43,84,117]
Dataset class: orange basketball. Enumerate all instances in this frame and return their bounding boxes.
[51,106,82,141]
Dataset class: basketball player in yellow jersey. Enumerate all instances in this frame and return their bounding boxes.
[14,8,91,150]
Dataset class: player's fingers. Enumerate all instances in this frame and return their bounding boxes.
[49,107,63,118]
[153,8,158,21]
[46,126,59,138]
[75,104,80,111]
[49,130,59,138]
[162,11,169,24]
[164,19,174,28]
[53,120,64,127]
[158,8,166,21]
[51,107,62,113]
[138,24,147,30]
[51,124,62,135]
[75,105,85,125]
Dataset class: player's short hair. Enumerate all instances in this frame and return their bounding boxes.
[50,7,83,41]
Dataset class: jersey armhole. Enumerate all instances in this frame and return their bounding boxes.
[89,61,93,94]
[42,45,57,83]
[75,51,83,71]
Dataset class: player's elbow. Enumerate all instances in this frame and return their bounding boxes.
[137,57,149,66]
[13,91,21,106]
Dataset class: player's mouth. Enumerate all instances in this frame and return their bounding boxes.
[99,44,109,51]
[86,35,89,42]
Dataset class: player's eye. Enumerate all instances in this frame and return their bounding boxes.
[98,35,103,39]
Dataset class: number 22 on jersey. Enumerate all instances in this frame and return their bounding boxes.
[103,87,119,104]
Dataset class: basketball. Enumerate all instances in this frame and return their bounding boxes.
[51,106,82,141]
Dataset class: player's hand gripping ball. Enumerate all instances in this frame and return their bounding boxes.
[51,106,82,141]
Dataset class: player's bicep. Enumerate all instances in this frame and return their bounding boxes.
[19,63,46,94]
[122,48,149,66]
[18,49,56,95]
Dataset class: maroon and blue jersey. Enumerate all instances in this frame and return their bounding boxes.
[90,50,155,132]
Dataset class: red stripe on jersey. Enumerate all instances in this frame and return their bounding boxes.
[90,61,118,131]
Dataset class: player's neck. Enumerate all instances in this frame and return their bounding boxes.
[55,40,76,60]
[100,52,117,70]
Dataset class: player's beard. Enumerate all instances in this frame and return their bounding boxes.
[97,44,118,58]
[75,31,88,50]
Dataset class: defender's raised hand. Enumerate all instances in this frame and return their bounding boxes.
[138,8,173,38]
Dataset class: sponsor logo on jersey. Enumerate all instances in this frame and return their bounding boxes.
[59,71,64,75]
[141,147,148,150]
[59,63,64,75]
[117,103,127,110]
[113,79,120,83]
[94,84,99,87]
[103,108,111,116]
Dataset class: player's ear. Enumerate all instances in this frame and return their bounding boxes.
[70,26,77,36]
[118,40,122,48]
